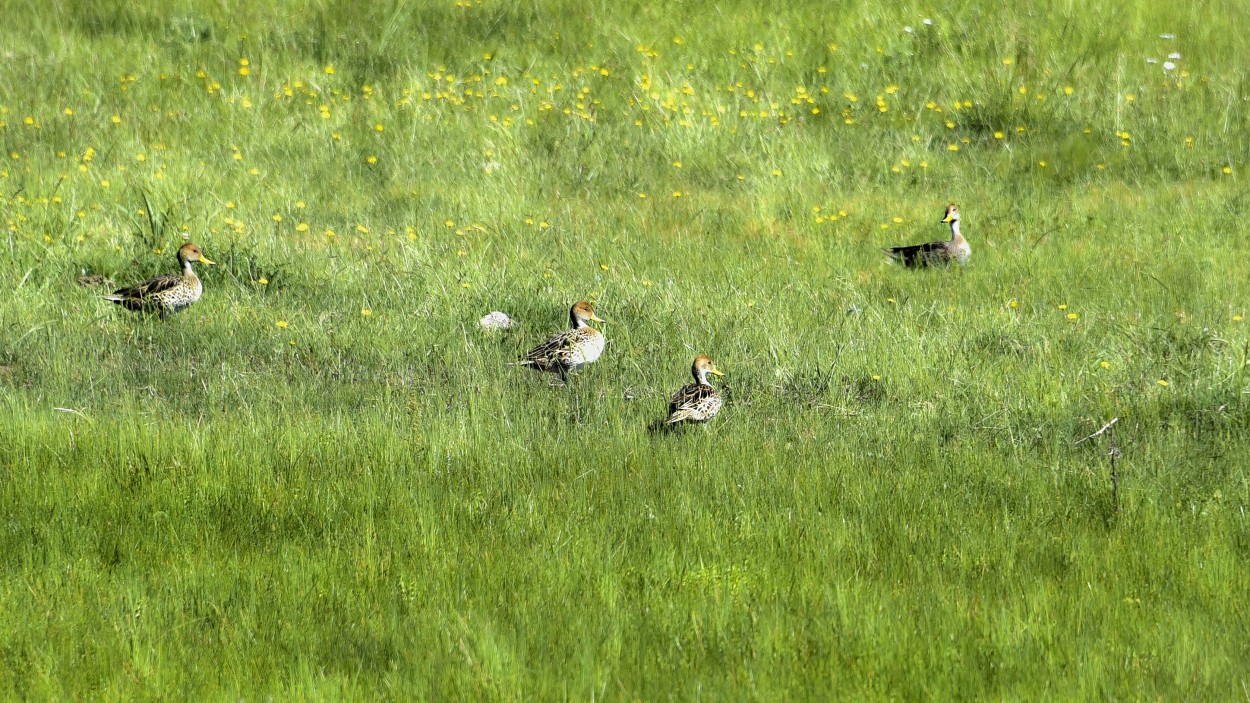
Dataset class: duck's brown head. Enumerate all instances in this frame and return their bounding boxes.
[692,354,725,380]
[570,300,605,326]
[178,243,215,265]
[940,204,960,224]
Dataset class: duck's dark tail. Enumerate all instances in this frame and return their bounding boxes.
[883,246,916,265]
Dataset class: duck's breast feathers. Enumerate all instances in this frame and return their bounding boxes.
[567,327,604,365]
[951,237,971,263]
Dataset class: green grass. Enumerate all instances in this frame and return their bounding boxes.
[2,0,1249,698]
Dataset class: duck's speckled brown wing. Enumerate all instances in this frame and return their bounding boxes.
[666,383,723,424]
[884,240,954,268]
[108,274,183,311]
[521,329,578,370]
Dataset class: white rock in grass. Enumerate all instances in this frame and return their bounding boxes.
[480,311,514,331]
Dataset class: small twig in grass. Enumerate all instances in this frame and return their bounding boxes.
[1108,442,1122,514]
[1076,417,1122,516]
[1027,223,1061,251]
[138,188,155,238]
[47,175,66,205]
[1146,272,1179,306]
[54,407,95,424]
[1074,416,1118,445]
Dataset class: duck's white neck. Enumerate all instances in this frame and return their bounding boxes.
[571,312,588,329]
[180,257,196,276]
[693,367,712,386]
[949,218,962,240]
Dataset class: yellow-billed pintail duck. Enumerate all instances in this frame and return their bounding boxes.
[515,301,605,382]
[103,242,214,318]
[664,355,725,425]
[884,203,971,267]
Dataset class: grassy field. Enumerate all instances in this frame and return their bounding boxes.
[2,0,1249,698]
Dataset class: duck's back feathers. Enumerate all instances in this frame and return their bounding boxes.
[884,240,957,267]
[519,329,578,370]
[108,274,182,300]
[666,382,723,424]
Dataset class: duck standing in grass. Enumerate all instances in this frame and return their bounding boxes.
[884,203,971,267]
[103,243,215,318]
[663,355,725,426]
[516,301,605,383]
